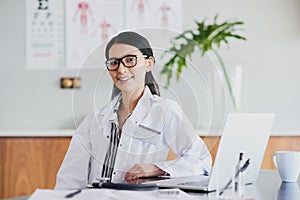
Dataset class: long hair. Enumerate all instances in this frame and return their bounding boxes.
[105,31,160,100]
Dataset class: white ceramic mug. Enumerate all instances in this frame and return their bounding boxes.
[273,151,300,182]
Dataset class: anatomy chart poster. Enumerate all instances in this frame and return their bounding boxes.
[65,0,123,69]
[25,0,64,69]
[25,0,183,70]
[125,0,182,32]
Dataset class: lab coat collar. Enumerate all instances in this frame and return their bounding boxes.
[108,94,121,122]
[112,95,121,113]
[98,86,160,142]
[99,86,156,128]
[129,86,154,124]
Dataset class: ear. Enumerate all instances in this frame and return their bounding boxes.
[146,57,155,72]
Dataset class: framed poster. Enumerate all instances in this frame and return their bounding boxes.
[65,0,124,69]
[125,0,182,31]
[25,0,64,69]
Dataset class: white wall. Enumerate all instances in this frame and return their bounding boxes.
[1,0,300,130]
[183,0,300,130]
[0,0,111,129]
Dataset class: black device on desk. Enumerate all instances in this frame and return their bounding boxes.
[91,182,158,191]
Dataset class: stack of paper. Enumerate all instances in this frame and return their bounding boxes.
[28,188,204,200]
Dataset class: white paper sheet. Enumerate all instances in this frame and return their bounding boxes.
[28,188,200,200]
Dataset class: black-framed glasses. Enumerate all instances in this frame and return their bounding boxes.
[105,55,148,71]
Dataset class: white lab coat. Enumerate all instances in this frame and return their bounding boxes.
[55,86,212,190]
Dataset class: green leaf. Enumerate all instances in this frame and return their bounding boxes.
[176,57,186,80]
[161,15,246,111]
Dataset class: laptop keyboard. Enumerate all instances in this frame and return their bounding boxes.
[178,178,210,187]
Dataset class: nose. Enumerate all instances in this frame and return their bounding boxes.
[117,62,127,74]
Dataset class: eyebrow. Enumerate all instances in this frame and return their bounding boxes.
[107,54,137,60]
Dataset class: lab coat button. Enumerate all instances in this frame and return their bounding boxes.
[106,135,109,139]
[113,172,116,175]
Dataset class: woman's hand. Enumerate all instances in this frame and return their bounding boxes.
[124,164,166,180]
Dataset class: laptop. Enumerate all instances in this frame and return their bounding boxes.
[144,113,275,192]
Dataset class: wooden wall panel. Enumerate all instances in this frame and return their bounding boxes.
[202,136,300,170]
[0,137,70,199]
[201,136,220,165]
[261,136,300,169]
[166,136,220,164]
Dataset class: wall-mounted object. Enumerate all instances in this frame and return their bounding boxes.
[60,77,81,89]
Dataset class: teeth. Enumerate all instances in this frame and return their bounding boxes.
[118,77,131,81]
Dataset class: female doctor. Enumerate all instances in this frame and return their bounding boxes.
[55,31,212,190]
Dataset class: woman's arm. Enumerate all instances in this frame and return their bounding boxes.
[154,102,212,177]
[124,163,166,180]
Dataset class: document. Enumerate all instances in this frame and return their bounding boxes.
[28,188,202,200]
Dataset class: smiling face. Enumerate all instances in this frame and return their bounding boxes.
[108,43,154,95]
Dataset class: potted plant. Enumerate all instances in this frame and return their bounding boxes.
[161,15,246,111]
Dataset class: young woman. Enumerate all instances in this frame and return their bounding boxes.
[55,31,212,190]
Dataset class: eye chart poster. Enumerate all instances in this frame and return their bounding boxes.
[25,0,64,69]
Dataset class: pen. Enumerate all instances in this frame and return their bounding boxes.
[219,158,250,196]
[65,189,81,198]
[237,153,243,170]
[235,152,243,192]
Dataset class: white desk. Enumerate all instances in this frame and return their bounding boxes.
[7,170,300,200]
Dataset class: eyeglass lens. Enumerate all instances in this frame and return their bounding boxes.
[106,55,138,71]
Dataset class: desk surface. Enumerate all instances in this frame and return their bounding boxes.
[212,169,299,199]
[7,170,300,200]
